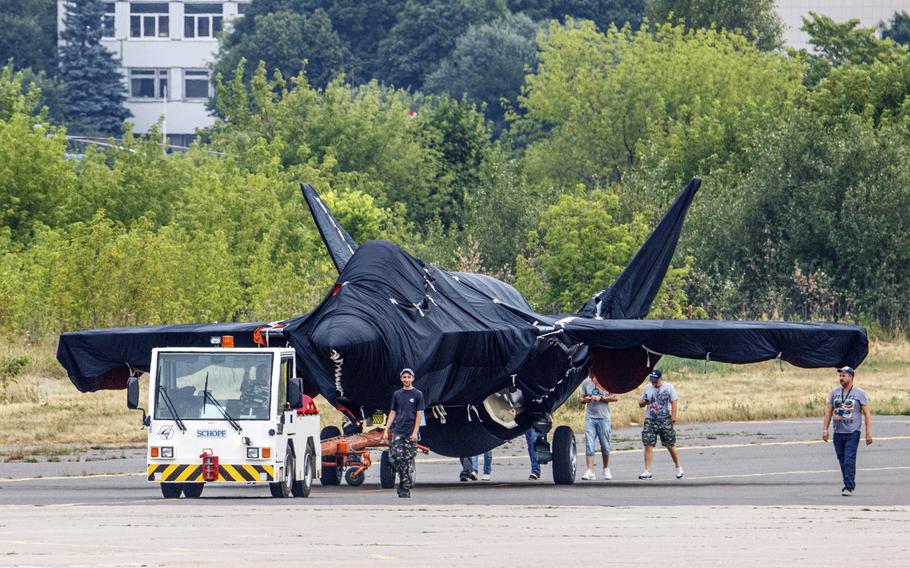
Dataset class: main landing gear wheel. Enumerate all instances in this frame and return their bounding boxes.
[344,467,366,487]
[292,445,314,498]
[270,450,295,498]
[552,425,577,485]
[320,425,343,486]
[182,483,204,498]
[160,482,182,499]
[379,450,395,489]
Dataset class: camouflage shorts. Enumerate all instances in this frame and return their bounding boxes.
[642,417,676,447]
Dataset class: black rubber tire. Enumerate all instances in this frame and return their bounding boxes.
[320,425,343,486]
[552,425,577,485]
[379,450,395,489]
[160,483,182,499]
[182,483,204,498]
[270,451,294,498]
[292,446,314,498]
[344,467,366,487]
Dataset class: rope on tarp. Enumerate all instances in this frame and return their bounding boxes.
[329,349,345,396]
[430,405,447,424]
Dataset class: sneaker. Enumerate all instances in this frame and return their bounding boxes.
[639,470,653,479]
[398,492,411,498]
[481,473,491,481]
[676,467,685,479]
[528,472,540,481]
[459,473,468,482]
[581,469,596,481]
[842,488,853,496]
[469,471,479,481]
[602,468,613,480]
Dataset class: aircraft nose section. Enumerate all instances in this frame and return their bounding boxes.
[312,315,381,354]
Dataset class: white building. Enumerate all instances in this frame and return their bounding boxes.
[58,1,250,146]
[777,0,910,50]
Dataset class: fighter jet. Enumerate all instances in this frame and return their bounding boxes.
[58,179,868,483]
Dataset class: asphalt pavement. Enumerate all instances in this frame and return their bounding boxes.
[1,418,908,566]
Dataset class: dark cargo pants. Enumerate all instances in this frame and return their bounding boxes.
[390,436,417,496]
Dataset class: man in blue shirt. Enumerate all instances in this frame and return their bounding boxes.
[823,366,872,496]
[384,368,425,498]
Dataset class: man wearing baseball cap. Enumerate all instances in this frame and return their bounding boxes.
[384,368,425,498]
[823,366,872,496]
[638,369,684,480]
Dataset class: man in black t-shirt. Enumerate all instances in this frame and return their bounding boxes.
[384,368,425,498]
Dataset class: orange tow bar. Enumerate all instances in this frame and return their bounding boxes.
[320,429,429,480]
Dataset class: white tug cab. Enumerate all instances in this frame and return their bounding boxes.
[127,343,321,499]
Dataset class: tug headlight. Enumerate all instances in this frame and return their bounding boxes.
[247,447,259,459]
[160,446,174,459]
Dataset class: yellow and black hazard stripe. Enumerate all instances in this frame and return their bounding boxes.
[147,464,274,482]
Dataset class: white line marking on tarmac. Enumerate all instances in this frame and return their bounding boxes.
[685,465,910,481]
[1,437,907,478]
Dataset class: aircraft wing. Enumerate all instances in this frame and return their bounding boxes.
[559,318,869,393]
[57,322,266,392]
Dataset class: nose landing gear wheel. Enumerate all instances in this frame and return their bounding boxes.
[552,425,577,485]
[380,450,395,489]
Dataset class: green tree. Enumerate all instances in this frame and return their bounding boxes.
[881,11,910,46]
[57,0,130,135]
[518,21,803,200]
[215,8,350,90]
[800,12,903,86]
[376,0,509,89]
[646,0,783,50]
[424,14,540,132]
[0,0,57,74]
[508,0,645,31]
[514,186,689,314]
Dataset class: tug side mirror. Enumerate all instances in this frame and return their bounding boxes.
[287,377,304,410]
[127,376,140,409]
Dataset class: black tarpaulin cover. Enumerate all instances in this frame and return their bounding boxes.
[282,240,539,410]
[301,183,358,272]
[579,178,700,319]
[57,322,265,392]
[565,318,868,368]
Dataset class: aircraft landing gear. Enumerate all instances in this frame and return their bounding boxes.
[529,413,577,485]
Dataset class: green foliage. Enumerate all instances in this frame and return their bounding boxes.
[508,0,645,31]
[0,0,57,74]
[57,0,130,135]
[646,0,783,50]
[515,186,688,314]
[215,8,350,90]
[800,12,904,86]
[518,21,803,200]
[376,0,509,89]
[881,11,910,46]
[425,13,540,132]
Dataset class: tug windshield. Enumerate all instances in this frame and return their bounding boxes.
[154,352,273,421]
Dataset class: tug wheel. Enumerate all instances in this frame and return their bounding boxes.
[344,467,366,487]
[270,450,294,497]
[182,483,204,498]
[160,483,183,499]
[320,425,343,486]
[380,450,395,489]
[292,445,314,498]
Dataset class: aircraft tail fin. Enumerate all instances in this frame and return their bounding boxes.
[301,183,359,272]
[578,178,701,319]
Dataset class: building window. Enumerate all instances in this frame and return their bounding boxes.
[103,3,116,38]
[238,3,249,15]
[183,69,211,99]
[184,4,223,38]
[130,69,168,99]
[130,3,170,38]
